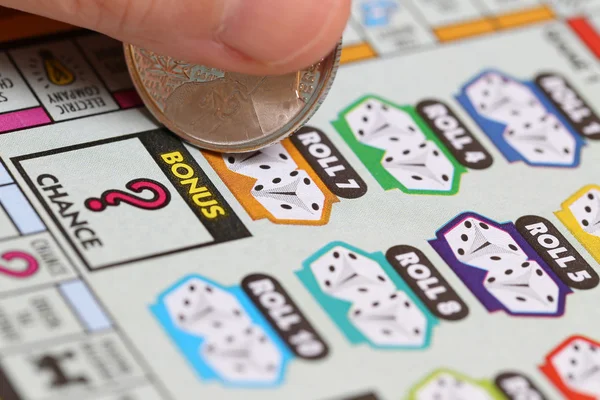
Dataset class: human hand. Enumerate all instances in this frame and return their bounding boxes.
[1,0,350,75]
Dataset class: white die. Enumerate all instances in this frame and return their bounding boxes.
[483,260,560,315]
[504,113,577,166]
[164,277,251,337]
[415,372,494,400]
[308,245,395,302]
[222,143,297,180]
[344,97,427,150]
[568,188,600,236]
[200,323,283,385]
[348,290,428,347]
[465,71,545,124]
[442,216,528,270]
[381,140,455,192]
[251,169,326,222]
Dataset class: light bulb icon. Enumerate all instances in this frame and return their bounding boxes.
[40,50,75,86]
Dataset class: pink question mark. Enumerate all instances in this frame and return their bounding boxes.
[0,251,39,278]
[84,178,171,212]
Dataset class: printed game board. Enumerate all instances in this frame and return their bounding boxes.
[0,0,600,399]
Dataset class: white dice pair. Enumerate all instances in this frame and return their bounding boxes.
[164,278,283,384]
[549,337,600,398]
[443,216,560,315]
[308,244,429,347]
[223,143,326,221]
[344,97,456,192]
[465,71,577,166]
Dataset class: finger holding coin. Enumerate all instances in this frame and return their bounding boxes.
[3,0,350,75]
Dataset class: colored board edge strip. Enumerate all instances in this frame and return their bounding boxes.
[568,17,600,59]
[340,43,377,64]
[0,108,50,133]
[434,18,496,42]
[113,89,144,109]
[495,5,555,30]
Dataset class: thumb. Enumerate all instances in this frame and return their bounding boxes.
[1,0,350,75]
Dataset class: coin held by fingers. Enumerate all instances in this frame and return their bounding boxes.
[124,41,341,153]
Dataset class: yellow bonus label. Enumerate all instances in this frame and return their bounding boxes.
[160,151,227,219]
